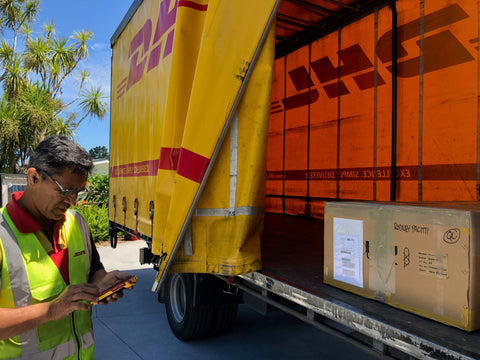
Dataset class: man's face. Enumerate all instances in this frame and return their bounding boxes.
[34,168,88,222]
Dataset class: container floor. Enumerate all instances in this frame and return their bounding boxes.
[261,213,324,294]
[260,212,480,358]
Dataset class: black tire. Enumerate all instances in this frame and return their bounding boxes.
[208,303,238,336]
[165,273,213,341]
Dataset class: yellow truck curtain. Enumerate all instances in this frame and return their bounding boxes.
[109,0,279,285]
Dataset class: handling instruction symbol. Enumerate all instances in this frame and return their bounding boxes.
[403,247,410,268]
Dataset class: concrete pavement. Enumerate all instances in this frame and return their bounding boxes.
[95,240,151,272]
[92,240,375,360]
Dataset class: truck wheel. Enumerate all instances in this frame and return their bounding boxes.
[208,303,238,336]
[165,273,213,341]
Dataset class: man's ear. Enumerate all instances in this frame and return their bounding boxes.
[26,168,40,186]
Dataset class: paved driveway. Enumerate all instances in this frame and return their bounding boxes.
[93,240,375,360]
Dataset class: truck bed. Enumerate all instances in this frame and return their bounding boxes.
[259,213,480,359]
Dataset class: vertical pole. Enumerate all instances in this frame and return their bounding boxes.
[390,0,398,202]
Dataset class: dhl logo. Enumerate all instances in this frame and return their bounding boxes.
[73,250,86,257]
[116,0,207,99]
[271,3,477,114]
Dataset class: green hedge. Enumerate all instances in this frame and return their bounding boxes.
[85,173,109,207]
[74,173,110,242]
[74,204,109,242]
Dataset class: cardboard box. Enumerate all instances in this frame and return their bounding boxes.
[324,201,480,331]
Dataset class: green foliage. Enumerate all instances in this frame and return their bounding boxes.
[74,86,107,130]
[89,145,109,159]
[0,0,107,173]
[85,173,109,207]
[73,204,109,242]
[74,173,110,242]
[0,82,70,172]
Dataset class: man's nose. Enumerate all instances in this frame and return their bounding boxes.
[63,193,78,205]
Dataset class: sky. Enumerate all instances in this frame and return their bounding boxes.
[33,0,135,152]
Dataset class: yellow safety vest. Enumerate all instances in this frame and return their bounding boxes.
[0,207,95,359]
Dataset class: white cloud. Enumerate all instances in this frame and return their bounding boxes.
[91,42,108,51]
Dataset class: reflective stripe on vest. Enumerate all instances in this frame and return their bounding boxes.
[0,213,39,355]
[0,209,94,359]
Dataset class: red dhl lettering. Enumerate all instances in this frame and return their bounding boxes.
[117,0,177,98]
[116,0,208,99]
[74,250,86,257]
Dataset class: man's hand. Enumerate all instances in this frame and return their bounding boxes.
[47,284,100,321]
[92,270,133,305]
[0,283,99,340]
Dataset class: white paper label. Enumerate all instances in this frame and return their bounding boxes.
[333,218,364,288]
[418,251,448,279]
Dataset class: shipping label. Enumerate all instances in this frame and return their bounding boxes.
[418,251,448,279]
[333,217,364,288]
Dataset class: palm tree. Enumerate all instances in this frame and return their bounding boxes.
[71,30,92,60]
[0,38,13,65]
[42,19,55,40]
[76,69,90,92]
[74,86,107,130]
[0,0,39,52]
[51,113,76,138]
[0,1,107,172]
[20,21,31,42]
[23,36,50,81]
[16,83,56,167]
[49,36,74,95]
[0,53,26,102]
[50,30,92,96]
[0,96,18,171]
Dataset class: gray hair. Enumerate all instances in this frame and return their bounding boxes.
[28,135,93,176]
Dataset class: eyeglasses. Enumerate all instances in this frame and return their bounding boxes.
[39,169,88,199]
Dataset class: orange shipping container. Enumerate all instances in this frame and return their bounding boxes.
[266,0,480,217]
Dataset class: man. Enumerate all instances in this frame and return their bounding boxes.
[0,135,132,359]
